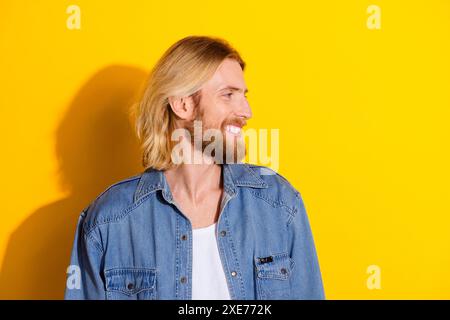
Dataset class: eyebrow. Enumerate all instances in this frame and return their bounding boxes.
[218,86,248,94]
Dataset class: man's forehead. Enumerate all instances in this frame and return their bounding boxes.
[206,59,247,92]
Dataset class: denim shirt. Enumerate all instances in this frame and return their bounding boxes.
[64,163,325,300]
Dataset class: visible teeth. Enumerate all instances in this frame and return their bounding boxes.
[226,125,241,135]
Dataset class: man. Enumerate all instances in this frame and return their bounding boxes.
[65,36,324,300]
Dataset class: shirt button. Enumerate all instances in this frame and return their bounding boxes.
[220,230,227,237]
[181,234,187,241]
[127,283,134,290]
[280,268,287,275]
[231,271,237,277]
[180,276,187,284]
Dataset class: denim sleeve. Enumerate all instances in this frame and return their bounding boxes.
[64,209,106,300]
[288,192,325,299]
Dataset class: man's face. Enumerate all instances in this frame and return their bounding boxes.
[190,58,252,163]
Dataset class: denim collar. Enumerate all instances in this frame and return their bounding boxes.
[134,163,268,204]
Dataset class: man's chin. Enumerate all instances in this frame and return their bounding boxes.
[221,140,246,164]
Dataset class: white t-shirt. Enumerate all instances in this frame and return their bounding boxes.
[191,222,232,300]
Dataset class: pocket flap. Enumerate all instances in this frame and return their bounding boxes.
[105,268,156,295]
[255,252,295,280]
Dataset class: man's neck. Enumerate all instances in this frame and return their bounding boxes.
[163,163,223,204]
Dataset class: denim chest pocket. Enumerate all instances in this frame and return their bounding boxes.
[254,252,295,300]
[104,268,156,300]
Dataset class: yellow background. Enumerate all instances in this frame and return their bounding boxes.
[1,0,449,299]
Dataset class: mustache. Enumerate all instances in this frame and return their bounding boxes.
[223,118,247,129]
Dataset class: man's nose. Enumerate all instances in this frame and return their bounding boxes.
[237,97,252,120]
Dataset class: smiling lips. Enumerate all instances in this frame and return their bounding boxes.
[225,125,242,136]
[224,119,247,137]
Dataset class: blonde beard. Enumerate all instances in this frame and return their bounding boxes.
[186,120,246,164]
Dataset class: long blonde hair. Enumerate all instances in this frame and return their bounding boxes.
[132,36,245,170]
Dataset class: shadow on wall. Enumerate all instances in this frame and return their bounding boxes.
[0,65,148,299]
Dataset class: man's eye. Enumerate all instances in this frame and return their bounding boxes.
[223,92,233,98]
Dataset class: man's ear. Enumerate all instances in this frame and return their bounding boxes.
[168,95,196,120]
